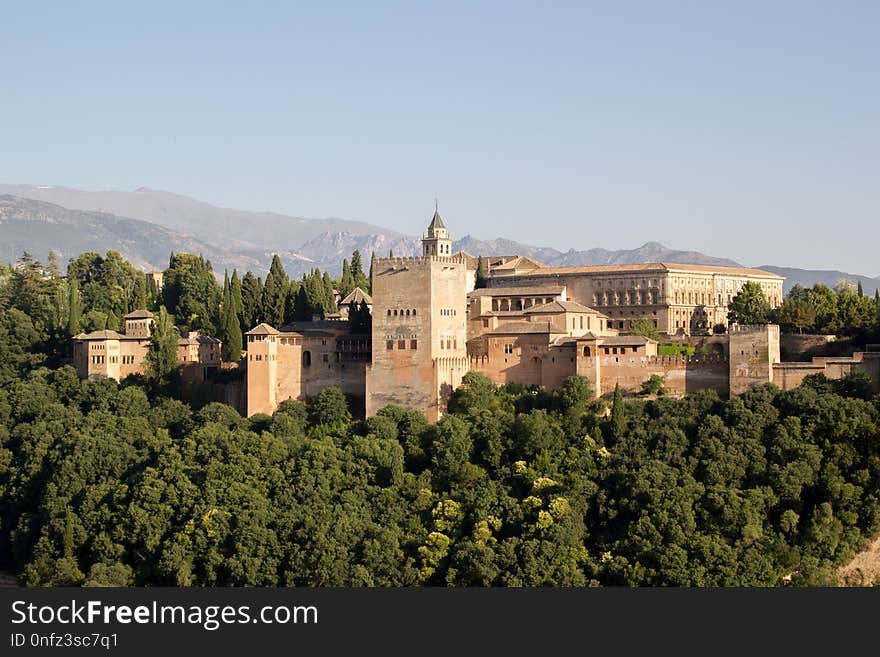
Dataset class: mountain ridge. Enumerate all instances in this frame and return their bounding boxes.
[1,185,876,295]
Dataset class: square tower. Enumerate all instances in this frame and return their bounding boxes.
[367,208,469,421]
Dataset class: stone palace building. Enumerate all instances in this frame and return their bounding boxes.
[245,211,879,419]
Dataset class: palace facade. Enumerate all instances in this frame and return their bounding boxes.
[73,309,222,382]
[245,212,879,418]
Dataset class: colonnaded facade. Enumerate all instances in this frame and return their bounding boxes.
[245,211,879,418]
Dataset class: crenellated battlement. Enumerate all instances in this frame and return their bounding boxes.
[377,254,467,268]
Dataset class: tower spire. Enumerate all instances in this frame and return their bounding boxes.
[422,200,452,256]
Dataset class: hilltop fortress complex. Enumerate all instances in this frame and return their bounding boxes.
[245,211,879,419]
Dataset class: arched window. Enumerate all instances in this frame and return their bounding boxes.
[302,351,311,367]
[387,309,391,316]
[583,346,591,357]
[406,309,410,316]
[412,309,416,316]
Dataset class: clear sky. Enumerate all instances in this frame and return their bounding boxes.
[1,2,877,275]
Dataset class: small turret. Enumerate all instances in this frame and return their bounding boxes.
[422,200,453,256]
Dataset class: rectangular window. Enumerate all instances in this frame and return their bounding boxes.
[483,319,489,328]
[398,340,406,350]
[410,339,418,350]
[504,343,513,354]
[386,340,393,350]
[322,353,329,363]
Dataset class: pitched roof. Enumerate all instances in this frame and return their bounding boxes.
[340,287,373,305]
[277,320,363,336]
[497,262,783,279]
[178,334,221,345]
[124,309,154,319]
[75,329,124,340]
[523,300,603,315]
[487,321,559,336]
[245,323,280,335]
[427,209,446,231]
[490,256,546,271]
[468,284,565,298]
[598,335,656,346]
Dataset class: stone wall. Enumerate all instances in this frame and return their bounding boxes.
[779,333,837,361]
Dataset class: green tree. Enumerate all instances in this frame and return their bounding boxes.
[220,272,242,362]
[230,270,244,326]
[728,282,770,325]
[641,374,666,396]
[630,316,661,341]
[322,272,337,313]
[146,306,180,386]
[777,298,817,334]
[241,271,263,329]
[261,255,289,328]
[161,254,220,334]
[475,256,488,289]
[67,276,82,335]
[609,382,626,441]
[338,259,355,299]
[308,387,351,428]
[367,252,375,294]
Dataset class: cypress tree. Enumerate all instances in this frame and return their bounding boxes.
[294,284,310,321]
[132,275,147,310]
[241,271,262,328]
[261,255,288,327]
[475,255,488,289]
[146,306,180,387]
[339,259,355,299]
[610,383,626,442]
[351,250,364,281]
[283,282,299,325]
[68,276,82,335]
[323,271,337,313]
[230,270,244,326]
[367,251,375,294]
[857,281,864,297]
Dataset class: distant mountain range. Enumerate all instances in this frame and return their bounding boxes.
[0,184,876,296]
[757,266,880,296]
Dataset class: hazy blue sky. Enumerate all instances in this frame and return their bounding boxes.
[1,2,877,274]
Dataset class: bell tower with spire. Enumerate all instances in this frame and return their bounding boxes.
[422,200,453,256]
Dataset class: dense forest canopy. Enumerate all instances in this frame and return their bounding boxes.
[0,249,879,587]
[0,360,878,586]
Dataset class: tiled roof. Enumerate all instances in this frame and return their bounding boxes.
[245,323,280,335]
[490,256,547,271]
[75,329,124,340]
[428,209,446,231]
[339,287,373,305]
[468,284,565,297]
[497,262,783,278]
[523,300,603,315]
[487,321,558,335]
[598,335,656,346]
[124,309,154,319]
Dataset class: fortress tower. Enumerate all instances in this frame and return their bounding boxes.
[729,323,781,395]
[366,206,469,421]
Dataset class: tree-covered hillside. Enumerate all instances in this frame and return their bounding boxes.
[1,361,878,586]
